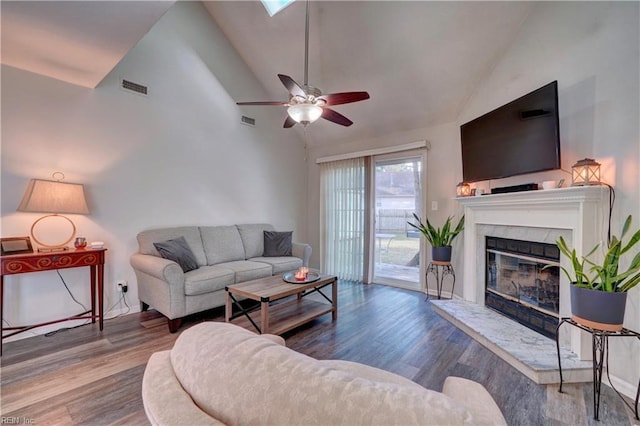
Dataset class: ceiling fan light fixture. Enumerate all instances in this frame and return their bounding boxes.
[287,103,323,125]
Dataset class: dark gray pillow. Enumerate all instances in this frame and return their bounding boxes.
[263,231,293,257]
[153,236,198,272]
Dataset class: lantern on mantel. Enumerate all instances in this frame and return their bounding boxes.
[571,158,601,186]
[456,182,471,197]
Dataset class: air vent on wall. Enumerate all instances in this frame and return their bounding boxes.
[241,115,256,127]
[121,79,148,96]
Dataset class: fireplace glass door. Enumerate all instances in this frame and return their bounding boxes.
[485,237,560,338]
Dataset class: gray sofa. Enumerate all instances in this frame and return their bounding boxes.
[130,224,311,332]
[143,322,507,425]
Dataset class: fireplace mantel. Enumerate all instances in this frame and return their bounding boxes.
[456,186,609,358]
[457,185,608,208]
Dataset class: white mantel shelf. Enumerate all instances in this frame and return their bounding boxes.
[456,185,609,207]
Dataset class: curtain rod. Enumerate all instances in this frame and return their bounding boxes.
[315,140,430,164]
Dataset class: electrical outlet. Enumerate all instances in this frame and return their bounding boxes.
[116,280,128,293]
[431,201,438,211]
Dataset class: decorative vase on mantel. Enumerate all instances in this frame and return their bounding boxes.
[570,285,627,331]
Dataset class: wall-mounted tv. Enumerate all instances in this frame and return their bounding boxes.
[461,81,560,183]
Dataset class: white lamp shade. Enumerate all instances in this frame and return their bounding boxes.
[17,179,90,214]
[287,104,323,124]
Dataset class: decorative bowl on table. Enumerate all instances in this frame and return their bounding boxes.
[282,270,321,284]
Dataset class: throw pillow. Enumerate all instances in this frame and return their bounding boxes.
[153,236,199,272]
[263,231,293,257]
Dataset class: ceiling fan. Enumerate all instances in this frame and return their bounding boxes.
[236,0,370,128]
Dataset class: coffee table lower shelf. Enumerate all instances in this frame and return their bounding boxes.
[230,298,334,336]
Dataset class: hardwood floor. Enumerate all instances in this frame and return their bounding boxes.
[1,282,636,425]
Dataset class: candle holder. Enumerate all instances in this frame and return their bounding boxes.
[456,182,471,197]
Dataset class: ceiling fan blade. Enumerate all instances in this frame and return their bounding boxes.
[284,116,296,128]
[278,74,306,98]
[319,91,370,106]
[236,101,288,106]
[322,108,353,127]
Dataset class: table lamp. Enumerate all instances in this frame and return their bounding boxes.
[17,173,90,252]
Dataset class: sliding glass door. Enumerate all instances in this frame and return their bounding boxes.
[370,153,424,290]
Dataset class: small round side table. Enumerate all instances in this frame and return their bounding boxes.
[425,261,455,300]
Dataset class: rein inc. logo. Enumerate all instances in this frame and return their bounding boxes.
[1,418,35,425]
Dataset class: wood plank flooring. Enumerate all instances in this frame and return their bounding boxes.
[1,282,637,425]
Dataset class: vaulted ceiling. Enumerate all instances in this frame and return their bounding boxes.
[1,1,175,88]
[204,1,534,146]
[1,1,535,146]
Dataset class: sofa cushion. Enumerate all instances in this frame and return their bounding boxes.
[138,227,207,267]
[200,226,246,265]
[264,231,293,257]
[184,266,235,296]
[171,323,477,426]
[237,224,274,259]
[153,237,199,273]
[250,256,302,274]
[220,260,272,282]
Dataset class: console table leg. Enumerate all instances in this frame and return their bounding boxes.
[97,264,104,331]
[90,265,96,324]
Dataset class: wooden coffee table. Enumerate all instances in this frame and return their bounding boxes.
[225,273,337,335]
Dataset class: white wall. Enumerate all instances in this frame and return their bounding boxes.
[0,2,307,340]
[458,1,639,395]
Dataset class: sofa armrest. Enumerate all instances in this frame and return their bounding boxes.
[131,253,188,320]
[261,334,286,346]
[143,351,223,425]
[130,253,184,285]
[442,376,507,425]
[292,242,312,267]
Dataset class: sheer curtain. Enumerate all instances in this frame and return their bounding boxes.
[320,157,366,281]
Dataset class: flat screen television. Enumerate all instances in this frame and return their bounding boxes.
[460,81,560,182]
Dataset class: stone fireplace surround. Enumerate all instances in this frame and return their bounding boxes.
[431,186,611,384]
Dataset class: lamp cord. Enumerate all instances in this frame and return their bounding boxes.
[56,270,89,312]
[603,183,615,245]
[604,337,638,417]
[44,271,131,336]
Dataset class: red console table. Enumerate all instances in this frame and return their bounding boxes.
[0,248,107,355]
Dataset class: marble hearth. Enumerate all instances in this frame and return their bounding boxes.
[434,186,609,383]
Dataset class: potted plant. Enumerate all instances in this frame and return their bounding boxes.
[408,214,465,262]
[554,214,640,331]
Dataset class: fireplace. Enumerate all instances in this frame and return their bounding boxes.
[458,186,608,359]
[485,237,560,338]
